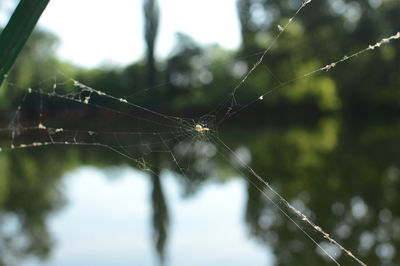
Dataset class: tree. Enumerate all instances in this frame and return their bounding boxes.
[143,0,160,89]
[143,1,169,264]
[235,0,400,112]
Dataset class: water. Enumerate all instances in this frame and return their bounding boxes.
[24,167,271,266]
[1,116,399,265]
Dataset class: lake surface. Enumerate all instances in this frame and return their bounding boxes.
[0,116,399,265]
[24,167,271,266]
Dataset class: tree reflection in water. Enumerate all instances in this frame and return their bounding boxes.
[0,117,399,265]
[149,154,169,265]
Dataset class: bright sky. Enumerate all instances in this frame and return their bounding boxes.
[1,0,241,68]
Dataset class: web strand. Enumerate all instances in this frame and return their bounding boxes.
[206,0,313,124]
[219,31,400,124]
[210,132,367,266]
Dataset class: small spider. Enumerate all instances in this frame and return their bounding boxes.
[195,124,209,133]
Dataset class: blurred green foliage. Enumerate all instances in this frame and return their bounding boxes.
[0,0,399,265]
[0,0,398,115]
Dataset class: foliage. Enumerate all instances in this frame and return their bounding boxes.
[1,1,399,114]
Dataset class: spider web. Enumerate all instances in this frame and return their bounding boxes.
[0,0,399,264]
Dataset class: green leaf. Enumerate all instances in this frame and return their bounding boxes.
[0,0,50,86]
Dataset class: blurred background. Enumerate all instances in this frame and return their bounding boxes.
[0,0,400,265]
